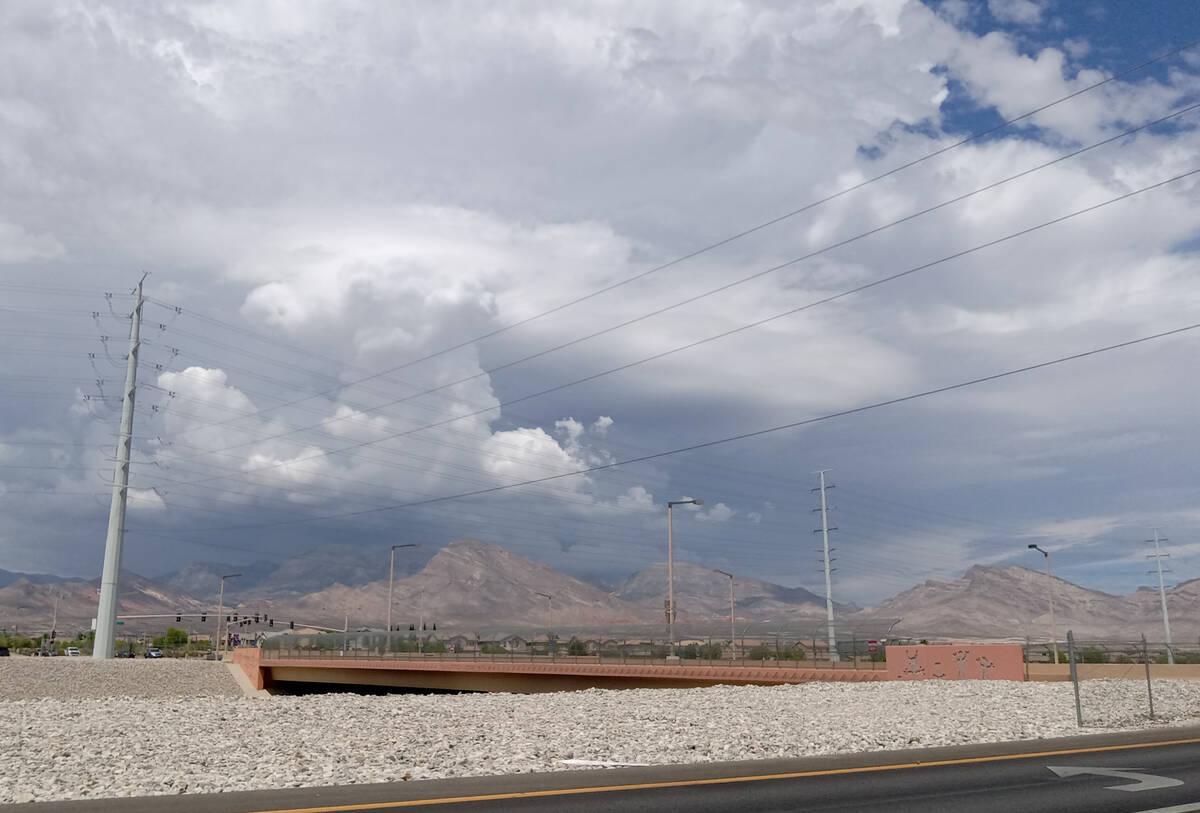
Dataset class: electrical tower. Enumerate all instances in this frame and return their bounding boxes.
[812,470,838,662]
[93,275,146,660]
[1147,527,1175,665]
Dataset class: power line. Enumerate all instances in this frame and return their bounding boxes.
[149,165,1200,492]
[136,313,819,495]
[153,105,1200,463]
[116,110,1200,496]
[148,35,1200,413]
[136,318,1200,536]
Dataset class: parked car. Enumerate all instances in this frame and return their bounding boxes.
[144,647,163,658]
[116,649,137,658]
[0,646,10,657]
[66,646,81,656]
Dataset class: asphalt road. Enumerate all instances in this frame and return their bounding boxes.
[12,727,1200,813]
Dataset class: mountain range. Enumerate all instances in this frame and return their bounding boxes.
[1,539,1196,642]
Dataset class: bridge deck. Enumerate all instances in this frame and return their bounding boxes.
[234,648,887,693]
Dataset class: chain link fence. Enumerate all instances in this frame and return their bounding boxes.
[259,629,904,670]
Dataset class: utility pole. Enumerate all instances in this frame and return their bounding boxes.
[714,570,734,660]
[812,471,839,662]
[388,543,420,643]
[215,573,241,660]
[1148,527,1175,664]
[93,275,146,660]
[666,498,703,658]
[50,592,60,654]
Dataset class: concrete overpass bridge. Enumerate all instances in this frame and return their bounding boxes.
[232,647,888,693]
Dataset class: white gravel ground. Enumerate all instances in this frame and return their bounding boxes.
[2,658,1198,804]
[0,657,241,700]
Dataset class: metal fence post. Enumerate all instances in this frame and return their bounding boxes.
[1067,630,1082,727]
[1024,636,1030,681]
[1142,633,1155,720]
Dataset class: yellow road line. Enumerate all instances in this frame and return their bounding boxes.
[249,735,1200,812]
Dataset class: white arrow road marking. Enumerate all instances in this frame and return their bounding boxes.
[1047,765,1184,792]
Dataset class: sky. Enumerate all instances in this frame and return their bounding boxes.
[1,0,1199,605]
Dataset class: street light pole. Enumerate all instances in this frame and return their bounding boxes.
[714,569,734,660]
[418,589,425,654]
[666,498,703,656]
[215,573,241,661]
[388,543,420,644]
[1027,545,1059,664]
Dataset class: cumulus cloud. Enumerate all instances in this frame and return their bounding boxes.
[483,427,582,484]
[694,502,735,523]
[127,488,166,512]
[616,485,656,513]
[321,405,389,439]
[987,0,1044,25]
[1,1,1199,597]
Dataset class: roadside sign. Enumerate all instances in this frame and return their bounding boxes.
[116,621,125,625]
[867,640,879,654]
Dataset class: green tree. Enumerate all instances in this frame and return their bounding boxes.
[163,627,189,646]
[5,634,33,651]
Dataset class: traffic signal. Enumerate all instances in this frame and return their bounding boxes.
[268,618,274,628]
[201,614,206,622]
[50,629,56,640]
[432,623,436,631]
[175,615,181,622]
[226,615,230,622]
[409,624,415,631]
[289,620,294,630]
[254,614,259,623]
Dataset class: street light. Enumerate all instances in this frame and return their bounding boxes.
[388,543,421,640]
[713,569,734,660]
[534,592,553,656]
[740,618,771,660]
[215,573,241,661]
[1028,544,1059,665]
[666,498,703,657]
